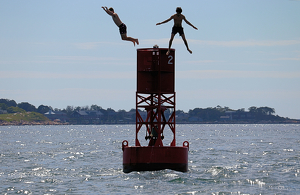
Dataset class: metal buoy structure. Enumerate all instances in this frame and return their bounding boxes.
[122,47,189,173]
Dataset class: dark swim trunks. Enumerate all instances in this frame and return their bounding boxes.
[118,23,127,35]
[172,26,184,36]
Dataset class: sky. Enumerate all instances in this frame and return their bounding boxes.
[1,0,300,119]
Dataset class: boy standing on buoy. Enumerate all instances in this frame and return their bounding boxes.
[156,7,198,55]
[102,6,139,46]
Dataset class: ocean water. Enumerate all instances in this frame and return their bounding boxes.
[0,124,299,194]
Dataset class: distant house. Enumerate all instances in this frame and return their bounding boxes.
[44,110,68,122]
[70,110,104,124]
[71,110,88,118]
[71,110,104,118]
[220,115,230,121]
[220,111,254,121]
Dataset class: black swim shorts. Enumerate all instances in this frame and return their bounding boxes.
[118,23,127,35]
[172,26,184,36]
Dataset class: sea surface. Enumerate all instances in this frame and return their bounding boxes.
[0,124,299,194]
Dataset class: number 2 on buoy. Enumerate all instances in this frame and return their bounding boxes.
[168,55,173,64]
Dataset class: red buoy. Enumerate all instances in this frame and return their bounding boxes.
[122,47,189,173]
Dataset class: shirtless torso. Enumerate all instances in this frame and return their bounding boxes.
[172,13,185,27]
[111,13,123,27]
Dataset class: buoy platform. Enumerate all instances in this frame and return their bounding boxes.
[122,47,189,173]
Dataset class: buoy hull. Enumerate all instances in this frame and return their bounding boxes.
[123,146,188,173]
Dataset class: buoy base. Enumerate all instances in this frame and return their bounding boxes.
[122,142,189,173]
[123,163,187,173]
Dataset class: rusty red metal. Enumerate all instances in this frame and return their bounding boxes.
[122,48,189,173]
[122,141,189,173]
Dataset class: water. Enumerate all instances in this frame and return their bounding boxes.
[0,124,299,194]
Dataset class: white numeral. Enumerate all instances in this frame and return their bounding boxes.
[168,55,173,64]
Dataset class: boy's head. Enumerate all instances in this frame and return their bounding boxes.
[176,7,182,14]
[109,7,114,12]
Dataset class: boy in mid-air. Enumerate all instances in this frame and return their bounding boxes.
[102,6,139,46]
[156,7,197,55]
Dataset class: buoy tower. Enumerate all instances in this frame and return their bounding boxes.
[122,47,189,173]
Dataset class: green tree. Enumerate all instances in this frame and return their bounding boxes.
[0,99,17,107]
[188,107,222,121]
[7,106,26,113]
[91,104,103,111]
[249,106,276,120]
[248,106,258,113]
[37,105,52,114]
[64,106,74,116]
[17,102,37,112]
[0,103,8,110]
[258,107,275,115]
[117,109,126,121]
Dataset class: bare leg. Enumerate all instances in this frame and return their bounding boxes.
[166,34,175,55]
[121,34,139,46]
[181,34,192,54]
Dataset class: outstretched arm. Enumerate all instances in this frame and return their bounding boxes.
[102,6,113,16]
[184,18,198,30]
[156,16,173,25]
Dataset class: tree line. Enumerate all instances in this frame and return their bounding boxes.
[0,98,291,123]
[180,105,285,122]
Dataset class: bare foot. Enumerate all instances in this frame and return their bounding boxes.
[188,49,192,54]
[132,39,139,46]
[166,50,170,55]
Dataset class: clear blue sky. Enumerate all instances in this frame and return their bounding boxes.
[1,0,300,119]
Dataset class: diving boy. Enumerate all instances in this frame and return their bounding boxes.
[102,6,139,46]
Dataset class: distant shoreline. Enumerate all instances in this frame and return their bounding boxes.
[0,121,69,126]
[1,120,299,126]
